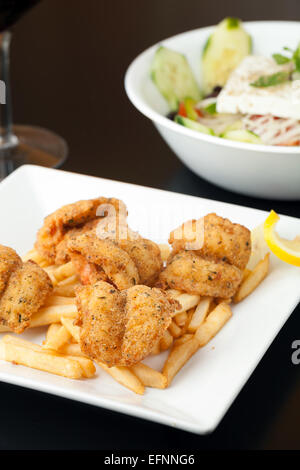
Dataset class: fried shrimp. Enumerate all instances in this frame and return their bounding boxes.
[169,213,251,270]
[0,246,53,333]
[55,219,100,265]
[68,225,163,288]
[76,281,126,366]
[159,213,250,299]
[158,251,242,298]
[68,233,140,290]
[76,281,177,367]
[96,219,163,285]
[35,197,127,264]
[118,238,163,286]
[69,252,107,286]
[121,285,176,366]
[0,245,22,296]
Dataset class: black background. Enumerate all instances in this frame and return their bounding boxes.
[0,0,300,450]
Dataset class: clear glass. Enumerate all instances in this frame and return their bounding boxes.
[0,31,67,181]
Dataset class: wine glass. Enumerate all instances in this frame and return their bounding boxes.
[0,0,67,180]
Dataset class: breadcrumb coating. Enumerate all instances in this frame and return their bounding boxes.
[35,197,127,264]
[0,259,53,333]
[157,250,242,298]
[76,282,178,366]
[169,213,251,270]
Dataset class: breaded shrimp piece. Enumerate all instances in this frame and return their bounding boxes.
[35,197,127,263]
[92,219,162,286]
[69,252,107,285]
[96,217,139,243]
[169,213,251,270]
[121,285,174,366]
[68,233,139,290]
[76,281,126,366]
[68,230,162,287]
[119,238,163,286]
[0,260,53,333]
[55,219,100,265]
[76,282,177,367]
[0,244,22,296]
[158,251,242,299]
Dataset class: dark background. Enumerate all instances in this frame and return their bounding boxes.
[0,0,299,450]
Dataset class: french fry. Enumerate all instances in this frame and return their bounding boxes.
[174,311,188,327]
[166,289,182,298]
[57,274,78,286]
[60,342,86,357]
[21,249,49,266]
[188,297,211,333]
[60,319,143,392]
[178,310,192,336]
[242,268,252,282]
[0,304,77,332]
[0,335,83,379]
[162,338,199,386]
[1,335,95,378]
[43,265,58,285]
[160,329,173,351]
[45,295,76,307]
[30,304,78,328]
[216,297,231,305]
[3,334,56,353]
[208,298,218,312]
[53,283,79,297]
[2,335,39,348]
[96,361,144,395]
[131,363,167,389]
[67,355,95,378]
[175,293,200,315]
[42,328,95,377]
[60,317,80,343]
[174,333,194,346]
[53,262,75,282]
[168,320,182,338]
[195,302,232,347]
[150,340,161,356]
[45,323,61,342]
[43,325,71,352]
[21,248,38,262]
[234,254,270,303]
[158,244,171,263]
[39,260,50,268]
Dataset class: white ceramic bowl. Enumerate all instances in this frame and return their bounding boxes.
[125,21,300,200]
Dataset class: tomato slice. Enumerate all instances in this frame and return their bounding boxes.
[178,102,187,117]
[196,108,204,118]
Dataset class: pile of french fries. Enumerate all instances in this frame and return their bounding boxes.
[0,243,270,395]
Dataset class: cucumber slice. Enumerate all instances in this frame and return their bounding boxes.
[204,102,217,114]
[151,46,201,110]
[175,115,215,135]
[221,129,262,144]
[202,17,252,94]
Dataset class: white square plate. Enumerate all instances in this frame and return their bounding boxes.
[0,165,299,434]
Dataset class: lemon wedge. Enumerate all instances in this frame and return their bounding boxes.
[263,210,300,267]
[246,223,269,270]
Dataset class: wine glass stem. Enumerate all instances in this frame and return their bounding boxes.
[0,31,18,180]
[0,32,15,142]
